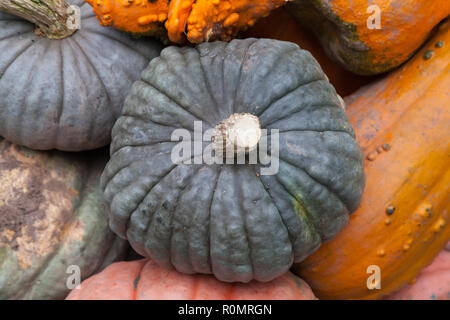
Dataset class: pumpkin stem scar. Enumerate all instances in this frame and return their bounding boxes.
[213,113,262,157]
[0,0,77,39]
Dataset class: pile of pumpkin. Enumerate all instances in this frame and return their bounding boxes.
[0,0,448,300]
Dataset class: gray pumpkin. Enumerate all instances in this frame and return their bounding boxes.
[101,39,366,283]
[0,0,162,151]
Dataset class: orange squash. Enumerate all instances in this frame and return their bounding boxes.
[242,7,379,96]
[288,0,450,75]
[291,20,450,300]
[85,0,288,43]
[386,242,450,300]
[66,259,317,300]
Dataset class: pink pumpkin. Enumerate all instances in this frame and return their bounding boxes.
[66,259,317,300]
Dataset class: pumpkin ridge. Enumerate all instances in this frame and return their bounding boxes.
[139,77,214,128]
[173,46,222,123]
[236,168,255,280]
[112,140,178,152]
[119,112,195,137]
[278,131,360,162]
[277,155,350,215]
[170,165,206,274]
[126,165,203,243]
[65,37,113,147]
[206,165,221,274]
[256,77,324,120]
[63,34,119,143]
[141,165,204,267]
[264,104,355,139]
[55,42,65,147]
[196,41,233,118]
[261,96,341,129]
[145,47,222,124]
[279,131,364,212]
[208,165,223,277]
[113,176,158,239]
[117,113,190,133]
[15,41,45,144]
[234,42,314,116]
[251,166,305,246]
[104,156,166,209]
[272,123,354,138]
[69,35,114,117]
[110,140,178,161]
[67,38,96,145]
[116,163,178,239]
[0,38,36,93]
[273,169,323,241]
[234,43,303,116]
[101,149,176,197]
[0,28,34,41]
[253,165,308,255]
[196,47,221,114]
[229,38,259,114]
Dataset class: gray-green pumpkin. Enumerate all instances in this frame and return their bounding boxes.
[101,38,366,283]
[0,0,162,151]
[0,139,128,299]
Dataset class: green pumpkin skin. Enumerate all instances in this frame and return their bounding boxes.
[0,0,162,151]
[101,39,365,283]
[0,140,128,299]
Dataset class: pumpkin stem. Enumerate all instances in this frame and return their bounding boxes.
[213,113,262,157]
[0,0,77,39]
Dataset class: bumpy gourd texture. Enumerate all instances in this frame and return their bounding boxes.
[0,140,128,299]
[0,0,162,151]
[101,39,365,283]
[86,0,288,43]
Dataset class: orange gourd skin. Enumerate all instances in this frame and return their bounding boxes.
[66,259,317,300]
[288,0,450,75]
[241,7,379,97]
[386,243,450,300]
[85,0,288,43]
[291,20,450,300]
[85,0,169,39]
